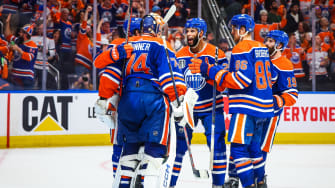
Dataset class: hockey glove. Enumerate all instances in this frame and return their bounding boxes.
[94,97,118,129]
[189,58,213,76]
[110,43,133,62]
[273,95,285,111]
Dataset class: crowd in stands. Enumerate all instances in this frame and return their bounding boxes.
[0,0,334,91]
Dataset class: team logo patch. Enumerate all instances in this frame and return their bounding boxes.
[184,68,206,91]
[291,52,300,64]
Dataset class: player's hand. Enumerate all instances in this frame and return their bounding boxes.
[94,99,116,129]
[86,6,92,12]
[111,44,133,62]
[171,97,187,127]
[189,58,212,76]
[273,95,284,111]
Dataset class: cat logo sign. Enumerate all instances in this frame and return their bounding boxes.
[22,96,73,132]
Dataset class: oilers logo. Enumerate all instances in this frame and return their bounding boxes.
[13,50,22,62]
[64,28,72,40]
[291,52,300,64]
[184,68,205,91]
[324,36,330,44]
[260,28,269,40]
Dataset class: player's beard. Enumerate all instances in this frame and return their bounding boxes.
[188,36,199,48]
[268,46,276,56]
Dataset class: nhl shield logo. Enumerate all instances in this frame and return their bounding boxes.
[178,59,186,69]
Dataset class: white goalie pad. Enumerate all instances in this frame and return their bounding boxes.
[181,88,199,129]
[94,94,120,129]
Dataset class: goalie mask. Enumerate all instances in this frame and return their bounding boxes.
[141,13,165,36]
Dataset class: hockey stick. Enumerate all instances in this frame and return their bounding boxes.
[163,4,176,23]
[162,36,209,179]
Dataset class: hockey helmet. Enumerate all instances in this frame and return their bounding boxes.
[141,13,165,35]
[123,17,142,35]
[230,14,255,32]
[185,18,207,36]
[266,30,289,48]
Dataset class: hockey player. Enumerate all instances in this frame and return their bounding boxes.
[169,18,229,188]
[95,14,188,188]
[189,14,277,188]
[256,30,298,187]
[94,17,142,178]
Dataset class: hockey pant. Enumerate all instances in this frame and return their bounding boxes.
[118,142,167,188]
[228,113,269,187]
[170,113,226,186]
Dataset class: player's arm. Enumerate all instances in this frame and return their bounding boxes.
[159,48,187,102]
[98,63,122,99]
[189,51,253,91]
[94,42,132,69]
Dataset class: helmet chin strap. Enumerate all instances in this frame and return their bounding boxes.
[237,29,249,42]
[270,43,282,57]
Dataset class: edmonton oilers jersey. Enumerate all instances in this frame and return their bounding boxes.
[271,56,298,116]
[228,40,277,117]
[176,43,228,114]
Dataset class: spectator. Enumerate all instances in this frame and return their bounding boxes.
[101,18,113,42]
[71,71,93,90]
[164,0,190,28]
[31,23,57,90]
[151,5,161,15]
[98,0,117,32]
[268,1,280,23]
[0,55,13,90]
[317,17,334,47]
[19,0,35,28]
[5,14,38,90]
[307,35,330,90]
[205,31,215,44]
[283,33,308,90]
[254,9,287,42]
[113,0,129,37]
[223,0,242,24]
[53,8,74,89]
[283,3,304,34]
[295,21,310,45]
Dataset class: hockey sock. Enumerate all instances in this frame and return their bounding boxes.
[170,153,183,186]
[231,143,254,187]
[228,156,238,178]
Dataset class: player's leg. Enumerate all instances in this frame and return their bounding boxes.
[112,144,123,177]
[228,113,256,188]
[248,117,266,186]
[137,142,168,188]
[224,156,239,188]
[203,113,227,186]
[170,124,193,187]
[115,143,141,188]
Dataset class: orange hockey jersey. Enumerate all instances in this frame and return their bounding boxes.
[283,45,306,78]
[254,18,287,42]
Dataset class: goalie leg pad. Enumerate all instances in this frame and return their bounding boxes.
[117,154,140,188]
[140,154,164,188]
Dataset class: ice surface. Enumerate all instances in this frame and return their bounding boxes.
[0,144,334,188]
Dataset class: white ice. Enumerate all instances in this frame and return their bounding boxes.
[0,144,335,188]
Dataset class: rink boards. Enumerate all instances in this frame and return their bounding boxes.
[0,91,335,148]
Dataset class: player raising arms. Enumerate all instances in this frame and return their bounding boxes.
[170,18,229,188]
[256,30,298,187]
[189,14,277,188]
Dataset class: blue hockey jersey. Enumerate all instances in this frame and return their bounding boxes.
[176,43,228,114]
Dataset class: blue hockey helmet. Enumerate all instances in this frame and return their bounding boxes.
[141,13,165,35]
[266,30,289,48]
[185,18,207,36]
[123,17,142,35]
[230,14,255,32]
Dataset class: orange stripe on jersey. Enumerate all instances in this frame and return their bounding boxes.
[176,43,226,60]
[230,99,273,108]
[272,56,294,71]
[160,77,184,86]
[221,72,244,89]
[160,97,170,146]
[235,72,249,88]
[236,160,251,168]
[98,76,119,99]
[105,69,121,80]
[130,36,175,52]
[262,116,278,152]
[232,40,266,54]
[194,98,224,109]
[232,114,245,144]
[121,176,131,179]
[186,102,194,128]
